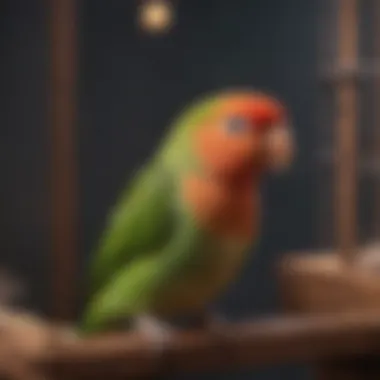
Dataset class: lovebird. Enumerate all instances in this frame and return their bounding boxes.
[79,89,295,341]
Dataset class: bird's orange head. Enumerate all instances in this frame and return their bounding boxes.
[191,91,295,183]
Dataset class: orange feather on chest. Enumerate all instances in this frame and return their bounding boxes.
[182,175,258,240]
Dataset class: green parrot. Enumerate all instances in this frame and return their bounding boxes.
[79,89,294,339]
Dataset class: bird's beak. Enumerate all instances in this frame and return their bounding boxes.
[264,123,295,172]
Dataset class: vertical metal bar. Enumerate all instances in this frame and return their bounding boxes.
[335,0,358,263]
[49,0,78,320]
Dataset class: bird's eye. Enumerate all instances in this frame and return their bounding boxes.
[224,116,249,134]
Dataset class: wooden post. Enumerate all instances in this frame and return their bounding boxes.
[335,0,358,263]
[373,0,380,239]
[49,0,78,321]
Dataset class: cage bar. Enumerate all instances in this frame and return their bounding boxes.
[372,0,380,240]
[49,0,78,320]
[335,0,359,262]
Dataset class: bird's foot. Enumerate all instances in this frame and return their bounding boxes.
[133,315,176,355]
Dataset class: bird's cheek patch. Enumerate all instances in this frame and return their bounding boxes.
[194,127,256,175]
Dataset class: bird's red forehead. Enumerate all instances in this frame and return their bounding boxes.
[219,94,285,127]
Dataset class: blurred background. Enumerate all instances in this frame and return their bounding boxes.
[0,0,376,379]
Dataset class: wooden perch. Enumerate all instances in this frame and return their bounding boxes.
[1,298,380,378]
[2,252,380,379]
[30,312,380,379]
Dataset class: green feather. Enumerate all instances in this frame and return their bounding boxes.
[80,215,204,334]
[87,163,175,296]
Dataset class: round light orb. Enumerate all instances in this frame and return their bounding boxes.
[139,0,174,34]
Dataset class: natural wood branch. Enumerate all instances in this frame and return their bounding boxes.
[33,312,380,379]
[0,308,71,380]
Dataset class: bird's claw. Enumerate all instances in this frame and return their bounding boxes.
[134,315,175,355]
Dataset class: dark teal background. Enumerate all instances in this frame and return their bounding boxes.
[0,1,320,378]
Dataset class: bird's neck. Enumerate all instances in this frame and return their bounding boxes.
[182,170,260,240]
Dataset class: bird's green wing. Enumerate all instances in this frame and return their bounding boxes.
[79,214,202,335]
[87,162,175,296]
